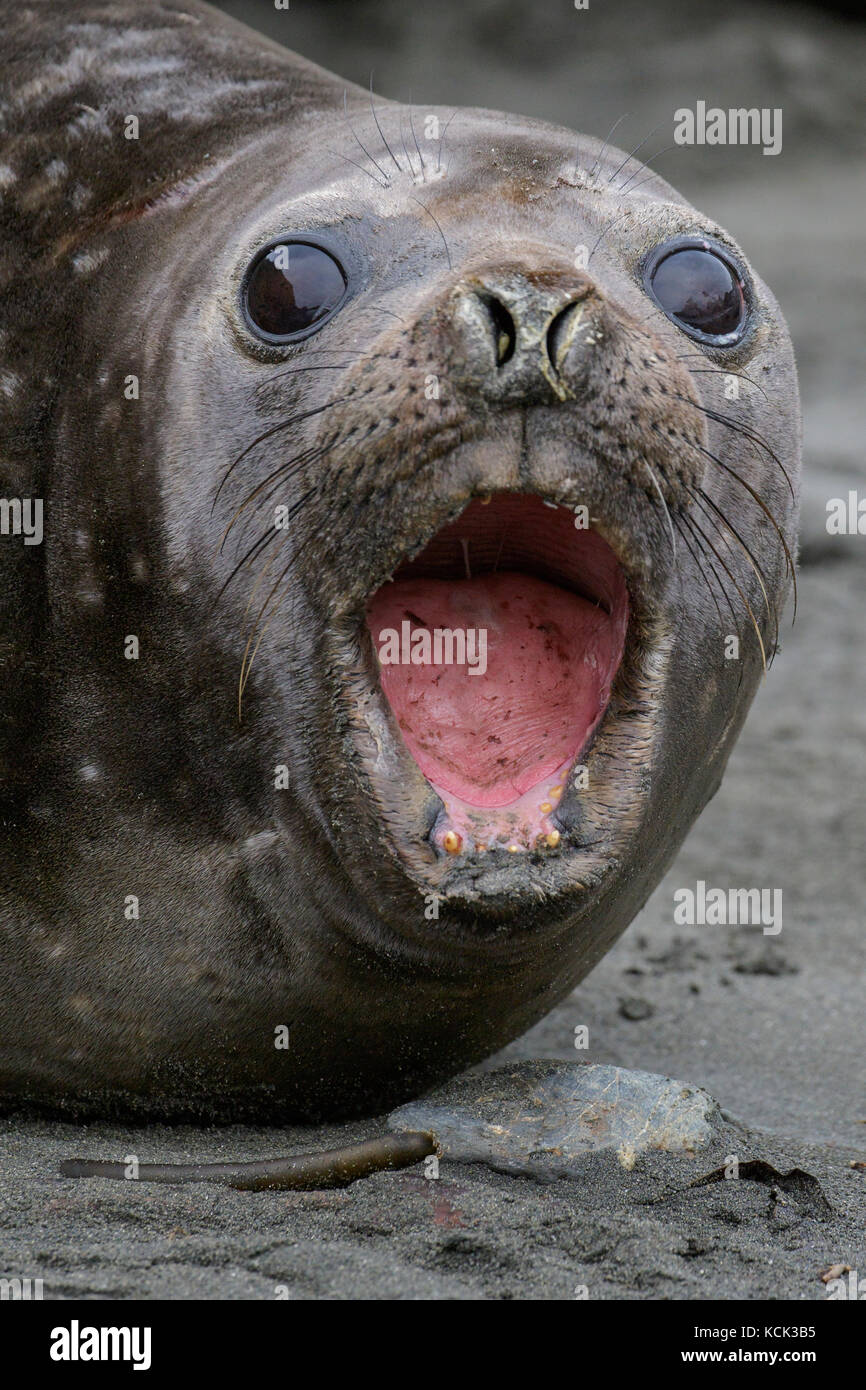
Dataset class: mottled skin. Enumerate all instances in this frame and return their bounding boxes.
[0,0,800,1120]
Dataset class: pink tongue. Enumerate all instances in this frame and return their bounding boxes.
[366,571,620,808]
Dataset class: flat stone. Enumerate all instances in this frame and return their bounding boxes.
[389,1061,719,1179]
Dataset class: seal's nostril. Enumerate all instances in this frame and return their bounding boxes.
[479,293,516,367]
[546,300,584,374]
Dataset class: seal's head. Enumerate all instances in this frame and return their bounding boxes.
[188,103,799,922]
[0,0,800,1119]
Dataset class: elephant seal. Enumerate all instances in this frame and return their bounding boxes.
[0,0,800,1122]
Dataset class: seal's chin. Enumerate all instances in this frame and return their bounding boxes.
[365,494,629,854]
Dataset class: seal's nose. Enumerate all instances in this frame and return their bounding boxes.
[450,263,596,402]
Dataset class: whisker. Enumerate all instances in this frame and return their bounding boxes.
[408,102,425,179]
[253,361,363,397]
[607,120,665,186]
[242,539,281,620]
[398,109,417,181]
[436,110,458,174]
[673,513,727,632]
[641,458,677,558]
[687,481,779,657]
[678,514,742,670]
[213,399,349,508]
[656,423,796,595]
[342,88,389,182]
[617,144,677,193]
[682,508,767,673]
[220,445,324,551]
[209,527,278,614]
[232,459,329,550]
[236,518,280,571]
[589,112,631,182]
[238,502,338,715]
[588,209,632,263]
[217,485,317,605]
[409,194,452,270]
[675,355,771,403]
[671,394,795,502]
[692,441,797,620]
[359,305,407,323]
[369,73,402,175]
[327,147,390,190]
[238,553,297,714]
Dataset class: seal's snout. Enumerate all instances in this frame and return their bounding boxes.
[450,261,596,402]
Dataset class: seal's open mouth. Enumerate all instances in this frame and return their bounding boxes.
[365,493,629,854]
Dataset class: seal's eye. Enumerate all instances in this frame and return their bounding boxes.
[244,240,347,342]
[646,242,745,344]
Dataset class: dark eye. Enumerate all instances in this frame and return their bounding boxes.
[646,242,746,344]
[244,240,346,341]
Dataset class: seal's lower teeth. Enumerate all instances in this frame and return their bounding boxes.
[366,493,629,849]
